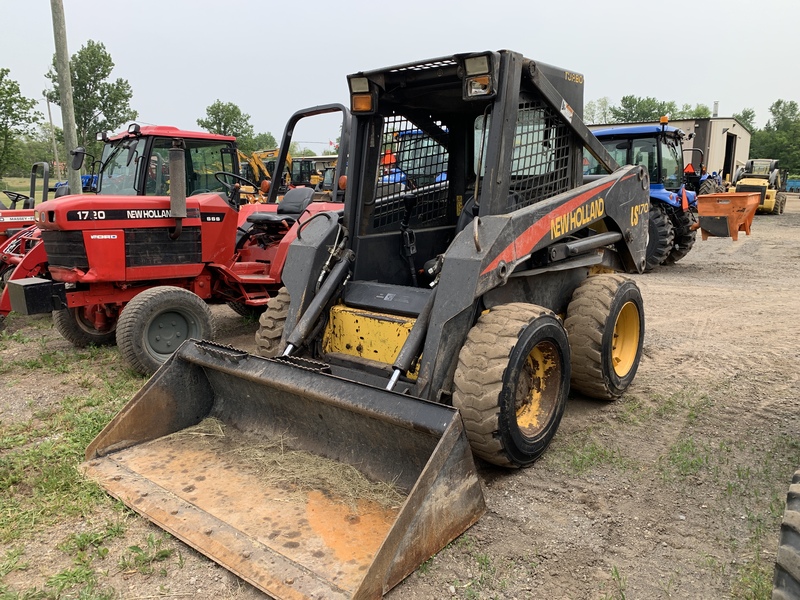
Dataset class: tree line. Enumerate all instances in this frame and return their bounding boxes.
[0,40,283,182]
[3,47,798,181]
[586,95,800,175]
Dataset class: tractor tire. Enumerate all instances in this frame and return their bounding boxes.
[53,307,117,348]
[698,178,718,196]
[774,192,787,215]
[665,210,697,265]
[645,204,674,272]
[773,469,800,599]
[564,274,644,400]
[0,265,12,293]
[226,301,267,319]
[453,303,570,468]
[116,286,214,376]
[254,288,290,358]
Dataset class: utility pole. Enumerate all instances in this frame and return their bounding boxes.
[44,96,61,181]
[49,0,82,194]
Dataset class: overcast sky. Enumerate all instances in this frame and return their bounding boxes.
[2,0,798,153]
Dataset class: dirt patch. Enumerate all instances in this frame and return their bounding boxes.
[1,197,799,599]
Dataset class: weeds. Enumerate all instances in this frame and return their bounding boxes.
[118,533,175,576]
[551,431,632,474]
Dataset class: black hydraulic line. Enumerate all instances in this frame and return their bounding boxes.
[283,250,354,354]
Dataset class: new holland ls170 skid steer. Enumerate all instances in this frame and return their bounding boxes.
[82,50,650,599]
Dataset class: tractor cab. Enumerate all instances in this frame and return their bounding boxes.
[82,124,238,198]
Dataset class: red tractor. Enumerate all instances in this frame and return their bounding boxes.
[6,106,350,375]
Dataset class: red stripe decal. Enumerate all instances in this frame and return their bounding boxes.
[480,178,617,277]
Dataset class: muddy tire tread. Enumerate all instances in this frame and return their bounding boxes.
[53,308,117,348]
[453,303,554,467]
[255,287,290,358]
[775,471,800,599]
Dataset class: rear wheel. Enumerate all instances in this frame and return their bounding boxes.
[665,210,696,264]
[255,287,290,358]
[774,469,800,599]
[116,287,214,376]
[453,303,570,468]
[53,306,117,347]
[565,274,644,400]
[645,203,674,271]
[698,178,719,196]
[775,191,787,215]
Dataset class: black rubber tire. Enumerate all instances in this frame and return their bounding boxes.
[53,307,117,348]
[665,210,697,265]
[774,469,800,599]
[645,203,674,272]
[564,274,644,400]
[453,303,570,468]
[116,286,214,376]
[254,287,290,358]
[226,301,267,319]
[698,178,718,196]
[0,265,12,293]
[775,192,787,215]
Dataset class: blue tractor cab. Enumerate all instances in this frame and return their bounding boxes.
[587,119,697,270]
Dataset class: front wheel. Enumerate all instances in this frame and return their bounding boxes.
[53,307,117,347]
[645,203,674,271]
[116,286,214,376]
[665,210,696,265]
[775,191,787,215]
[254,288,290,358]
[774,469,800,598]
[453,303,570,468]
[565,274,644,400]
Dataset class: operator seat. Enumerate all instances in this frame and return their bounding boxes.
[245,187,315,227]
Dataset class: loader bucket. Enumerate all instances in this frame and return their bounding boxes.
[82,340,485,599]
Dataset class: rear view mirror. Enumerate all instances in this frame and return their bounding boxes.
[71,147,86,170]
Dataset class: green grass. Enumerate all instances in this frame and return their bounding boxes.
[118,533,177,576]
[550,430,634,474]
[0,347,142,543]
[0,177,32,196]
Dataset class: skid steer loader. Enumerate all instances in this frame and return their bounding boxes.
[82,50,650,599]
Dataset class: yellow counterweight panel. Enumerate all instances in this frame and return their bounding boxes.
[323,305,420,378]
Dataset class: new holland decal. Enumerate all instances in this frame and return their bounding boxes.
[66,208,201,221]
[549,198,605,239]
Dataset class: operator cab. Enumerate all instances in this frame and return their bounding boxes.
[586,124,686,192]
[86,124,239,198]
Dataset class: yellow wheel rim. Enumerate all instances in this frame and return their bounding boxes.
[612,301,640,377]
[515,341,561,438]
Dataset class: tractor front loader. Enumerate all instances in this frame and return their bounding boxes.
[82,50,650,599]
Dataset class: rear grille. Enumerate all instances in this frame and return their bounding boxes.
[735,184,766,205]
[40,230,88,269]
[125,227,202,267]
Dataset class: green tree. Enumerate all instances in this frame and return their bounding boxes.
[44,40,137,158]
[240,131,278,154]
[673,103,711,119]
[584,97,612,125]
[733,107,756,133]
[750,100,800,173]
[7,124,68,179]
[609,96,671,122]
[607,96,711,123]
[0,68,41,178]
[197,100,255,140]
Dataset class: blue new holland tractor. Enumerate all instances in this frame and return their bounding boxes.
[586,119,698,271]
